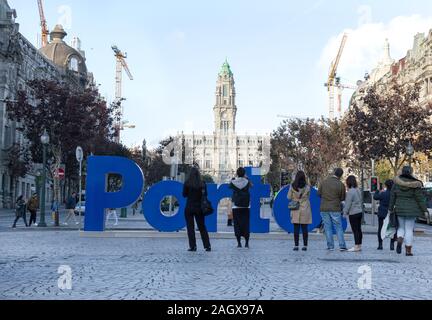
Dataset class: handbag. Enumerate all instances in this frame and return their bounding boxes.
[288,188,304,210]
[201,185,214,216]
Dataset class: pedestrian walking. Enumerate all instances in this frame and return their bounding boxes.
[230,168,253,249]
[12,195,28,228]
[51,199,59,225]
[106,208,119,226]
[27,193,39,227]
[182,167,211,252]
[343,176,364,252]
[374,179,396,250]
[318,168,348,252]
[287,171,312,251]
[389,166,427,256]
[64,192,79,226]
[227,199,233,227]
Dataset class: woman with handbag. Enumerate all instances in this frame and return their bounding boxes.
[182,167,211,252]
[288,171,312,252]
[230,168,253,248]
[374,179,396,250]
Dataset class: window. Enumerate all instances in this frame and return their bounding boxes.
[223,85,228,97]
[69,57,79,72]
[238,160,244,167]
[205,160,212,169]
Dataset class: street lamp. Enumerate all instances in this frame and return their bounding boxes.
[38,129,50,228]
[406,141,414,168]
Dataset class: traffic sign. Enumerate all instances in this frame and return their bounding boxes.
[57,168,65,180]
[76,146,83,162]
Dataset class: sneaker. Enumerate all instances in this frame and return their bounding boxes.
[75,222,80,225]
[34,223,38,227]
[327,247,335,251]
[340,248,348,252]
[293,247,299,251]
[348,247,361,252]
[63,223,68,226]
[302,247,308,252]
[205,248,212,252]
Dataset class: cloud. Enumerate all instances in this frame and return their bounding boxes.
[318,13,432,85]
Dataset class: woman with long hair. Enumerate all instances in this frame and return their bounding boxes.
[343,176,364,252]
[182,167,211,252]
[288,171,312,251]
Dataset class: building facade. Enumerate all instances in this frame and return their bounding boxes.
[0,0,89,208]
[351,33,432,107]
[178,60,270,184]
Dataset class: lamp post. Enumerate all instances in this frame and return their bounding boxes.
[407,141,414,168]
[38,129,50,228]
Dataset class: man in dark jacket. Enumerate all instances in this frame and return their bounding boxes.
[389,166,427,256]
[318,168,347,251]
[374,179,395,250]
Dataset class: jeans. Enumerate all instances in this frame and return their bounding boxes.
[397,216,416,247]
[321,212,347,250]
[28,210,37,226]
[349,213,363,245]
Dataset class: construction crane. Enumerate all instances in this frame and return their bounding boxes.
[111,45,134,143]
[37,0,49,47]
[324,33,348,120]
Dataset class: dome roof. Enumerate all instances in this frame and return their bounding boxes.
[39,25,87,75]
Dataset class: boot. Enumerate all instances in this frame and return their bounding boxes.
[406,246,413,257]
[396,237,404,255]
[227,219,233,227]
[377,241,383,250]
[390,239,396,251]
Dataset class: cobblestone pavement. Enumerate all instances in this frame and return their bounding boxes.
[1,228,432,300]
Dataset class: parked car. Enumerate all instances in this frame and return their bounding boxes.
[74,191,86,216]
[417,188,432,225]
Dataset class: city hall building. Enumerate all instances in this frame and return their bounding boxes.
[0,0,90,208]
[177,60,270,184]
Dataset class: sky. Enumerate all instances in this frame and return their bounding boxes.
[8,0,432,149]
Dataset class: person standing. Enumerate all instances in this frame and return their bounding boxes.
[64,192,79,226]
[106,208,119,226]
[230,168,252,248]
[374,180,396,250]
[343,176,364,252]
[12,195,28,228]
[182,167,211,252]
[27,193,39,227]
[389,166,427,256]
[227,199,234,227]
[318,168,348,252]
[288,171,312,252]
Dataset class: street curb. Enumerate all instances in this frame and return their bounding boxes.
[78,230,432,239]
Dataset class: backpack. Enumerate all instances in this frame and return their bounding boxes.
[232,183,251,208]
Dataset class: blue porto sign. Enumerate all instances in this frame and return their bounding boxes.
[84,156,347,233]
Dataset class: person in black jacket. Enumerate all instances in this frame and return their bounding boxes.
[374,179,396,250]
[182,167,211,252]
[230,168,252,248]
[12,195,28,228]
